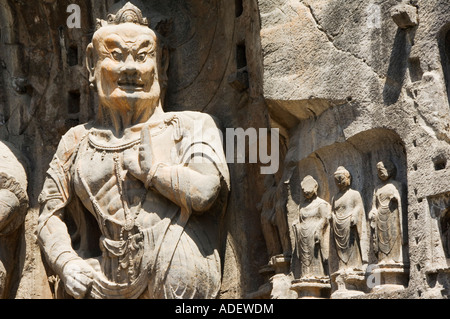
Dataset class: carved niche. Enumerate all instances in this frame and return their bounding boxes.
[279,128,410,298]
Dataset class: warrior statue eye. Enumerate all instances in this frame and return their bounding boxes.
[136,52,147,62]
[111,50,123,61]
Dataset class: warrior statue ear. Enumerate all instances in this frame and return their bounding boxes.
[86,43,97,90]
[159,45,170,89]
[157,44,170,107]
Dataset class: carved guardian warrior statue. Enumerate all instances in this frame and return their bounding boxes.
[37,2,229,299]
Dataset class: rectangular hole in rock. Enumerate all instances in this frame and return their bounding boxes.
[68,45,79,66]
[236,42,247,70]
[433,157,447,171]
[442,29,450,109]
[68,90,80,114]
[65,118,80,129]
[440,208,450,258]
[235,0,243,17]
[409,57,423,82]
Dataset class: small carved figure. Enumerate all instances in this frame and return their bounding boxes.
[259,175,291,260]
[37,3,229,299]
[0,141,28,299]
[331,167,368,270]
[292,176,330,279]
[259,175,282,258]
[274,181,292,257]
[369,160,404,264]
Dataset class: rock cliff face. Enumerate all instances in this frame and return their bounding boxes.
[0,0,449,299]
[259,0,450,298]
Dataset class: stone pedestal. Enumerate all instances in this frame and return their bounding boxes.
[271,273,298,299]
[370,263,409,293]
[423,265,450,298]
[269,254,290,273]
[246,254,296,299]
[390,3,418,29]
[330,268,367,299]
[291,277,331,299]
[245,263,275,299]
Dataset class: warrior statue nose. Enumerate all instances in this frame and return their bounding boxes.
[121,55,139,78]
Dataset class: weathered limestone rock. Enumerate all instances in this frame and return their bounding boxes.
[258,0,450,300]
[391,3,418,29]
[0,0,449,300]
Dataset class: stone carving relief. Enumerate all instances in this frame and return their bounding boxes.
[248,175,294,299]
[442,209,450,259]
[370,160,404,264]
[0,141,28,299]
[291,175,331,298]
[252,128,411,299]
[426,192,450,298]
[329,166,369,298]
[368,160,408,292]
[36,3,229,299]
[260,175,290,260]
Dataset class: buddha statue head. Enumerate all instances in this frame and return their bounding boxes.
[301,175,319,200]
[334,166,351,191]
[376,160,396,182]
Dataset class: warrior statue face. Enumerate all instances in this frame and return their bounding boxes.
[86,3,168,127]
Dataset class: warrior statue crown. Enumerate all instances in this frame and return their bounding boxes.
[96,2,149,30]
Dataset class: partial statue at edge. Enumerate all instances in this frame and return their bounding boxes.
[0,141,28,299]
[37,2,230,299]
[260,175,291,261]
